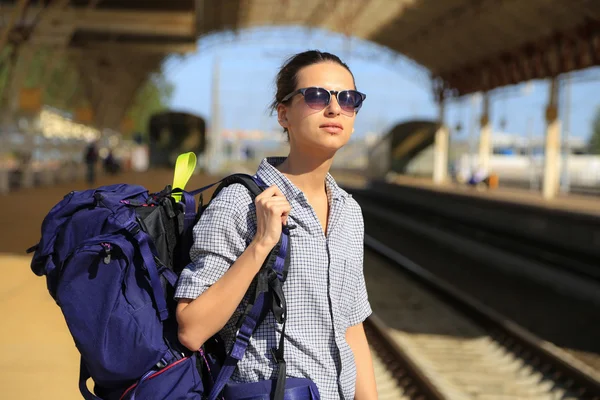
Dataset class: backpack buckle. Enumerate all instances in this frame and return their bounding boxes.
[235,327,251,345]
[270,347,284,364]
[125,220,140,235]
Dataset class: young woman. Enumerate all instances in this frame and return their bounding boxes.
[175,50,377,400]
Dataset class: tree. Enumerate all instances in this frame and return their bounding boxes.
[0,47,174,136]
[590,106,600,154]
[125,70,174,139]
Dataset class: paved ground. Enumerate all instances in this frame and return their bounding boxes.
[0,166,593,398]
[0,169,215,399]
[1,253,82,399]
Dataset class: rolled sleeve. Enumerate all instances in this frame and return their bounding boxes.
[347,265,372,326]
[348,213,372,326]
[174,187,253,300]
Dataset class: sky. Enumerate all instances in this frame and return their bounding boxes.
[165,27,600,145]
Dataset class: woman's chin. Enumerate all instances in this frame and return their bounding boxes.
[308,137,349,155]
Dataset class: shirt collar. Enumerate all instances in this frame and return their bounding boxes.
[256,157,350,201]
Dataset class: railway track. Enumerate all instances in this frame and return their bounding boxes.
[364,236,600,399]
[349,186,600,372]
[365,314,445,400]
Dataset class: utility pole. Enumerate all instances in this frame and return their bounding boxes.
[468,94,478,171]
[560,73,571,193]
[207,55,221,175]
[527,116,537,190]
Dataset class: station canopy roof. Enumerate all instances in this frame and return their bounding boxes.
[201,0,600,96]
[0,0,198,129]
[2,0,600,128]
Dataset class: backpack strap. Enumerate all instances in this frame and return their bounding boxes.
[171,173,264,267]
[172,152,197,202]
[176,173,264,232]
[208,175,291,400]
[79,357,102,400]
[96,207,172,323]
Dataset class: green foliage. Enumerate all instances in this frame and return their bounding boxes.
[0,46,174,135]
[0,47,14,92]
[590,106,600,154]
[126,70,174,138]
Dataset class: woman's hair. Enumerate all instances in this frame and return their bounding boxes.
[268,50,356,134]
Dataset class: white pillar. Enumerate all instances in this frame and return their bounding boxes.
[560,74,571,193]
[433,100,448,184]
[205,56,222,175]
[478,93,492,174]
[542,77,561,200]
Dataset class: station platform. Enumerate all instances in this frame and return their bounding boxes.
[382,174,599,217]
[329,168,598,217]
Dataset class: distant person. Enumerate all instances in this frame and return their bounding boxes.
[84,141,98,185]
[468,164,490,189]
[244,146,255,160]
[175,50,377,399]
[103,149,120,175]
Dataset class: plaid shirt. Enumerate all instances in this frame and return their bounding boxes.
[175,157,372,399]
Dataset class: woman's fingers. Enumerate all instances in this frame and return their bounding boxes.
[257,184,285,200]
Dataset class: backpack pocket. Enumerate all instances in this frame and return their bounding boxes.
[57,237,167,387]
[222,378,320,400]
[120,355,204,400]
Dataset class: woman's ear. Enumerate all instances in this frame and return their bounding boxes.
[277,104,289,128]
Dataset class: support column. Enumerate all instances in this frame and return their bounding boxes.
[478,93,492,174]
[542,77,561,200]
[206,56,222,175]
[433,100,448,184]
[560,74,571,193]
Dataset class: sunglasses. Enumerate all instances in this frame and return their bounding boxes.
[281,87,366,116]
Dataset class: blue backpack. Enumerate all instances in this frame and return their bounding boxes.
[28,163,319,399]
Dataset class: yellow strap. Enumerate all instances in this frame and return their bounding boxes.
[172,152,197,202]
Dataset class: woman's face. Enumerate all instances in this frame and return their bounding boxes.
[277,62,359,156]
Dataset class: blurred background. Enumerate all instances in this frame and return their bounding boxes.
[0,1,599,194]
[1,1,600,399]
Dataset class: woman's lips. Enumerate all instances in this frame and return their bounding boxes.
[320,124,343,134]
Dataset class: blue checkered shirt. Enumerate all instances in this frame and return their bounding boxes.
[175,157,372,399]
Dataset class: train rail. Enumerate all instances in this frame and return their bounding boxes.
[364,235,600,399]
[349,184,600,370]
[365,314,446,400]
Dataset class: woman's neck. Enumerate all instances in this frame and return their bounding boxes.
[276,150,333,196]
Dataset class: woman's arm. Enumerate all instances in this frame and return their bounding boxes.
[176,239,272,350]
[176,185,291,351]
[346,323,378,400]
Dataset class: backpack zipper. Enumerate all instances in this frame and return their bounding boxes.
[100,243,112,264]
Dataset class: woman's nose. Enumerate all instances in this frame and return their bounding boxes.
[325,94,342,115]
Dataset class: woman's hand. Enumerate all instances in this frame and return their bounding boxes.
[252,185,291,251]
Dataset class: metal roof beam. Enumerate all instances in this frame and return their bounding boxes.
[0,7,196,37]
[71,41,196,54]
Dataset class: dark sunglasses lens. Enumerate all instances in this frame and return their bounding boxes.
[339,90,362,112]
[303,87,330,109]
